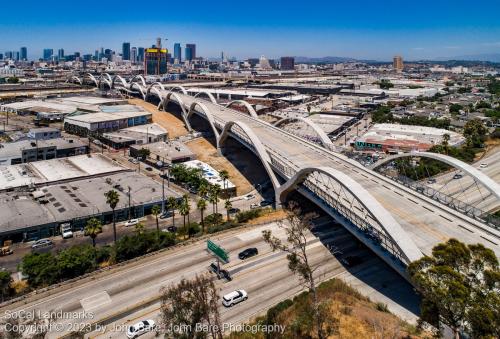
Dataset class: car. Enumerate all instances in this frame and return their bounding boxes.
[167,226,177,233]
[427,178,436,184]
[260,200,272,207]
[160,211,173,219]
[145,167,153,172]
[228,207,240,214]
[243,194,255,201]
[219,269,232,281]
[92,140,102,146]
[209,262,219,274]
[126,319,156,338]
[188,187,198,194]
[250,203,260,209]
[31,239,53,250]
[340,256,363,267]
[453,173,463,179]
[222,290,248,307]
[416,186,425,193]
[60,223,73,239]
[124,219,139,227]
[479,163,488,169]
[238,248,258,260]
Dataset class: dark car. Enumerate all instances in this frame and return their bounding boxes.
[145,167,153,172]
[453,173,463,179]
[228,208,240,214]
[238,247,258,260]
[219,269,232,281]
[259,200,273,207]
[341,256,363,267]
[160,210,173,219]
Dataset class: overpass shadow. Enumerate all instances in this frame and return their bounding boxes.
[286,192,421,319]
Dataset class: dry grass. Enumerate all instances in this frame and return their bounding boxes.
[186,138,254,195]
[246,209,288,225]
[128,98,189,138]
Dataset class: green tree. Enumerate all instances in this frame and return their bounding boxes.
[463,118,487,148]
[408,238,499,338]
[7,76,19,84]
[209,184,221,214]
[219,170,229,192]
[160,275,223,339]
[167,196,178,229]
[19,252,59,287]
[151,204,161,238]
[197,198,207,233]
[0,271,13,303]
[179,195,190,235]
[137,147,150,160]
[104,190,120,244]
[378,79,394,89]
[449,103,463,115]
[84,217,102,247]
[224,199,232,221]
[262,202,333,339]
[441,133,450,155]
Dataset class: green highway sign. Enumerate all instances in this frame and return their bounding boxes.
[207,240,229,263]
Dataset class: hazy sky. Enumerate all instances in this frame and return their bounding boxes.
[1,0,500,60]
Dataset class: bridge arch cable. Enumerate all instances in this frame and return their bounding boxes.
[160,91,192,130]
[273,117,335,151]
[225,100,259,119]
[277,166,423,267]
[187,101,220,139]
[193,91,217,104]
[218,120,281,194]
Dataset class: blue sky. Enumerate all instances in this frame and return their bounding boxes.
[1,0,500,60]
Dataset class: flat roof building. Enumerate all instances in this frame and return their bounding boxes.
[101,123,168,149]
[130,141,195,166]
[183,160,235,196]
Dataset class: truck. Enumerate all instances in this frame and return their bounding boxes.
[60,223,73,239]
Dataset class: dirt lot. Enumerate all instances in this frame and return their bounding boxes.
[185,138,254,195]
[128,98,189,138]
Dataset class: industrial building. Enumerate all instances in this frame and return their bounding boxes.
[183,160,236,196]
[27,127,61,140]
[354,123,465,153]
[0,138,88,165]
[130,141,196,165]
[101,123,168,149]
[0,154,180,242]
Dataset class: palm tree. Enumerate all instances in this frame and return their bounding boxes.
[210,184,221,214]
[104,190,120,244]
[84,217,102,248]
[197,198,207,233]
[442,133,450,155]
[179,197,190,236]
[219,170,229,191]
[184,195,191,226]
[198,182,209,199]
[167,196,177,228]
[135,222,145,235]
[224,200,232,221]
[151,205,161,238]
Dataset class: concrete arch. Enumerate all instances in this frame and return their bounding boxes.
[168,85,188,95]
[145,82,165,100]
[102,73,113,84]
[129,75,147,88]
[84,73,98,86]
[69,76,82,85]
[218,120,280,193]
[160,91,192,131]
[274,117,334,151]
[193,91,217,104]
[371,151,500,201]
[278,166,423,265]
[130,82,146,99]
[187,101,219,138]
[225,100,258,119]
[112,75,128,89]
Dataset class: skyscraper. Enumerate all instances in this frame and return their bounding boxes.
[393,55,404,72]
[0,53,3,60]
[186,43,196,61]
[131,47,137,64]
[156,37,162,49]
[122,42,131,61]
[145,47,168,75]
[14,52,20,61]
[58,49,65,61]
[137,47,145,62]
[280,56,295,70]
[174,43,181,63]
[43,49,53,61]
[20,47,27,61]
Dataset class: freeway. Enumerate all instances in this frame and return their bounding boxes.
[156,90,500,263]
[0,220,418,338]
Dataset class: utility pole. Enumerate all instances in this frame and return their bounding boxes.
[127,186,131,221]
[161,168,165,214]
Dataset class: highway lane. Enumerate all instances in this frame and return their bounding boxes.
[167,93,500,258]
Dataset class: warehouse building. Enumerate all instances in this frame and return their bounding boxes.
[101,123,168,149]
[130,140,196,165]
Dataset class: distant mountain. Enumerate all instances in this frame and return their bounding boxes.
[433,53,500,63]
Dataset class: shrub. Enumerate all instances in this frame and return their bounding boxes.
[235,209,262,223]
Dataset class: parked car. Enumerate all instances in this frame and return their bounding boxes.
[145,167,153,172]
[124,219,139,227]
[259,200,273,207]
[427,178,436,184]
[243,194,255,201]
[250,203,259,209]
[238,248,258,260]
[31,239,53,250]
[228,207,240,214]
[222,290,248,307]
[479,163,488,169]
[160,211,173,219]
[453,173,463,179]
[126,319,156,338]
[60,223,73,239]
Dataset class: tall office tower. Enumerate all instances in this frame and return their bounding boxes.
[94,50,99,61]
[144,47,168,75]
[137,47,145,62]
[104,49,112,60]
[156,37,162,49]
[186,44,196,60]
[43,49,53,61]
[20,47,27,61]
[393,55,404,72]
[280,56,295,70]
[14,52,20,61]
[0,53,3,60]
[74,52,81,58]
[122,42,131,60]
[58,49,65,61]
[5,51,13,59]
[131,47,137,63]
[173,43,181,63]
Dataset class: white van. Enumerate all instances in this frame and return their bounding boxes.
[222,290,248,307]
[60,223,73,239]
